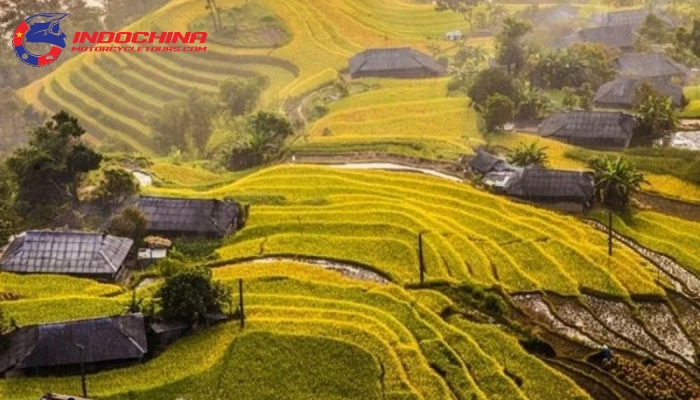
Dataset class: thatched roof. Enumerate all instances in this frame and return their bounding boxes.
[349,47,446,76]
[0,314,147,374]
[505,168,594,202]
[0,231,132,278]
[136,196,240,238]
[594,78,684,108]
[538,111,636,142]
[616,53,690,80]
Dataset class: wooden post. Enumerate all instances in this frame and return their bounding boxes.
[418,233,425,285]
[75,343,87,398]
[239,278,245,328]
[608,209,613,257]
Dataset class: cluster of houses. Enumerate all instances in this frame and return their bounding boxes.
[0,195,243,382]
[468,149,595,213]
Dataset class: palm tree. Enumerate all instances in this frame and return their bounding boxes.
[507,141,549,167]
[588,156,647,212]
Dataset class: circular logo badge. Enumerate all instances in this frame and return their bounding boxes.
[13,13,68,67]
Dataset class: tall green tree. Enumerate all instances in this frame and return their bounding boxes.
[588,156,646,212]
[219,77,267,116]
[495,17,532,76]
[482,93,515,133]
[107,205,148,250]
[633,82,677,142]
[435,0,484,35]
[6,111,102,222]
[467,68,519,108]
[507,141,549,167]
[154,266,231,327]
[94,168,139,208]
[0,165,15,247]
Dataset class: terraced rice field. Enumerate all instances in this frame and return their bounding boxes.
[146,164,668,299]
[17,0,473,155]
[592,211,700,279]
[293,79,477,160]
[0,262,590,400]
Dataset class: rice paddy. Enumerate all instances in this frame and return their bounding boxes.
[0,262,590,400]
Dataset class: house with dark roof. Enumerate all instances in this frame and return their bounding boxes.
[615,53,690,83]
[0,314,147,377]
[594,78,685,109]
[468,149,516,175]
[0,231,132,281]
[136,196,242,238]
[503,168,595,212]
[560,25,636,51]
[595,9,674,31]
[538,111,636,149]
[349,47,446,79]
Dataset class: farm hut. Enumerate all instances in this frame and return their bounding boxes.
[468,149,516,175]
[149,321,188,349]
[349,47,446,79]
[503,168,595,213]
[595,9,674,31]
[0,314,147,377]
[594,78,685,109]
[445,29,463,41]
[0,230,133,282]
[615,53,690,83]
[135,196,243,239]
[40,394,93,400]
[538,111,636,150]
[559,25,637,51]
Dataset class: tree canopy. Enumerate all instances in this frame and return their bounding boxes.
[482,93,515,133]
[633,82,678,143]
[588,156,646,212]
[507,142,549,167]
[154,266,232,327]
[495,17,532,76]
[6,110,102,222]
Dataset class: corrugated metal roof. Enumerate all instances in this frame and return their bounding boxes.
[616,53,690,80]
[469,150,516,175]
[576,25,637,48]
[0,231,132,277]
[538,111,636,140]
[349,47,446,76]
[1,314,147,372]
[136,196,240,237]
[594,78,684,108]
[505,168,594,201]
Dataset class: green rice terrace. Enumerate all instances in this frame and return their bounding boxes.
[4,0,700,399]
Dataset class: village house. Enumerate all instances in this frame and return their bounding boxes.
[0,231,133,282]
[538,111,637,150]
[0,314,147,377]
[560,25,637,51]
[615,53,690,84]
[468,149,516,175]
[593,9,674,31]
[594,78,685,109]
[501,168,595,213]
[135,196,243,239]
[349,47,446,79]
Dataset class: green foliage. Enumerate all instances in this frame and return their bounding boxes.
[107,205,149,250]
[172,238,222,262]
[468,68,519,108]
[219,77,267,116]
[495,17,532,77]
[5,111,102,222]
[577,83,594,111]
[516,81,549,121]
[507,141,549,167]
[94,167,140,207]
[639,14,672,44]
[154,266,231,326]
[633,82,678,142]
[482,93,515,133]
[448,44,487,94]
[528,43,617,90]
[150,89,219,154]
[588,156,646,211]
[562,87,578,110]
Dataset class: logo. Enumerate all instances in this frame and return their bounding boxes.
[13,13,68,67]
